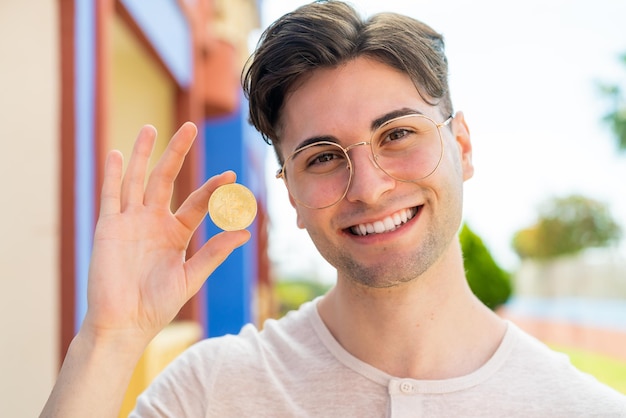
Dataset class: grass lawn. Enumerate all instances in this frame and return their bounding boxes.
[551,345,626,394]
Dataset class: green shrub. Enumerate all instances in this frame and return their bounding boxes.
[460,223,512,310]
[274,279,331,317]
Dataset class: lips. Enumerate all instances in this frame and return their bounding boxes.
[349,207,419,236]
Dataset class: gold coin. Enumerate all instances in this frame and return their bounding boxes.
[208,183,257,231]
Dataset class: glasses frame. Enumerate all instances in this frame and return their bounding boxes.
[276,113,454,209]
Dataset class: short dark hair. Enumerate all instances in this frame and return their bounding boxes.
[242,0,452,152]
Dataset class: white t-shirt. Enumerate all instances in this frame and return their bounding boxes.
[132,298,626,417]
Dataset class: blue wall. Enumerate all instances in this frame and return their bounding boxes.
[203,103,264,337]
[74,0,96,330]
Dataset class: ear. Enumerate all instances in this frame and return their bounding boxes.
[288,192,307,229]
[451,111,473,181]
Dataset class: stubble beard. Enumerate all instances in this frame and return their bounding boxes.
[317,228,444,289]
[304,178,465,289]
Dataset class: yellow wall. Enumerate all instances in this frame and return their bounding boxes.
[118,321,203,417]
[109,14,175,171]
[0,1,60,416]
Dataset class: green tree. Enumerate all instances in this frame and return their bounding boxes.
[460,223,512,310]
[512,194,622,260]
[599,52,626,152]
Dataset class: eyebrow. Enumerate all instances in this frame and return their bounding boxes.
[293,135,339,153]
[292,107,423,153]
[371,107,423,131]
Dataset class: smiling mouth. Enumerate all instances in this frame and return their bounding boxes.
[348,207,419,236]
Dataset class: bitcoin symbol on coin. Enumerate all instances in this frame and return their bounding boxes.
[208,183,257,231]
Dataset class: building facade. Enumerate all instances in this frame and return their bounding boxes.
[0,1,267,416]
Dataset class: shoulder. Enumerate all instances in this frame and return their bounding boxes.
[173,298,321,370]
[497,322,626,413]
[131,301,322,416]
[136,301,322,388]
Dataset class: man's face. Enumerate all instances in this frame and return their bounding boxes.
[278,57,473,288]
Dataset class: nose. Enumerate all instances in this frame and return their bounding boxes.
[344,143,395,205]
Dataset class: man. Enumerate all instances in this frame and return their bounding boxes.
[42,1,625,416]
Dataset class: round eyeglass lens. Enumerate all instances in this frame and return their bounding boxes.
[283,141,352,209]
[371,114,444,183]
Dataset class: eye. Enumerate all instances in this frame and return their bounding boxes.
[291,143,347,175]
[378,126,417,147]
[386,128,413,142]
[311,152,334,164]
[307,150,344,168]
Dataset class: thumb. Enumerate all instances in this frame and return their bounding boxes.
[183,230,251,296]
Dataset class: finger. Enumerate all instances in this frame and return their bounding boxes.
[99,150,123,216]
[183,230,251,296]
[144,122,197,207]
[175,171,237,232]
[120,125,157,211]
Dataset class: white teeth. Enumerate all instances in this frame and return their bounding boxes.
[350,207,418,236]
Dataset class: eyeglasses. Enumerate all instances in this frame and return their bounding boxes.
[276,113,453,209]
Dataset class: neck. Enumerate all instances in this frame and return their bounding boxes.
[317,240,505,380]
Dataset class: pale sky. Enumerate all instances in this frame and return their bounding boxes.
[258,0,626,283]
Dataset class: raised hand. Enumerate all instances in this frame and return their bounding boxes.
[84,121,250,343]
[41,122,250,418]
